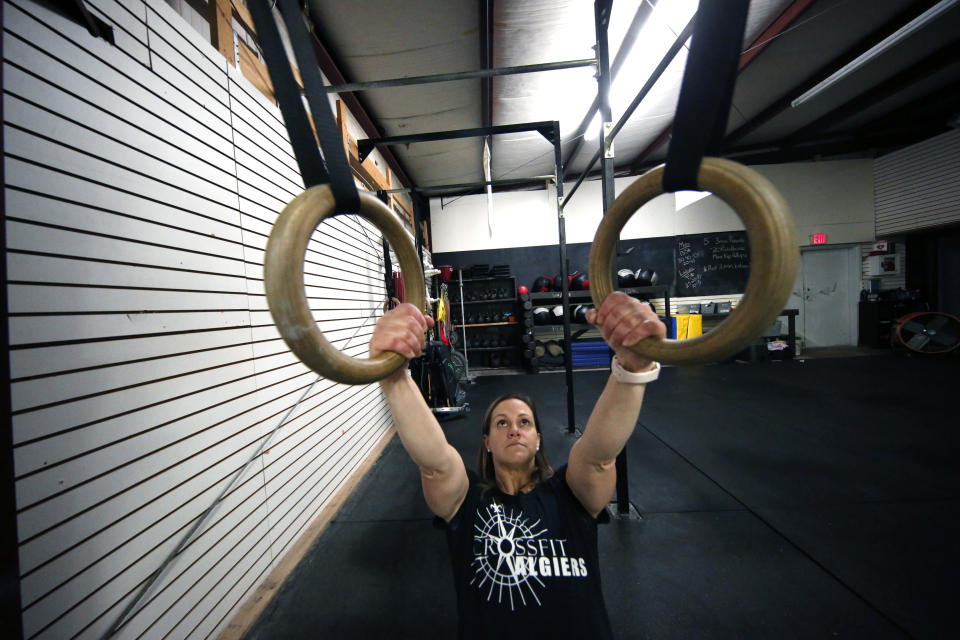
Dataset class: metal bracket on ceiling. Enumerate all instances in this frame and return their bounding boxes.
[603,122,615,159]
[536,124,559,145]
[358,140,375,164]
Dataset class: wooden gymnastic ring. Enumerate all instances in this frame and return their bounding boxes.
[264,185,424,384]
[589,158,799,365]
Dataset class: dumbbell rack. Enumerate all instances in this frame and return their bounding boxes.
[450,275,526,373]
[525,285,671,372]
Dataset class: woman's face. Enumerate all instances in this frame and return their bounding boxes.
[483,398,540,469]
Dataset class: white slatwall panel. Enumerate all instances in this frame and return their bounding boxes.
[664,294,743,315]
[875,129,960,235]
[4,1,394,638]
[860,241,907,291]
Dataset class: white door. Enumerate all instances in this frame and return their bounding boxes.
[799,247,858,347]
[787,265,805,340]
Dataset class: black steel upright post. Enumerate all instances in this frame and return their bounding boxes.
[551,122,575,435]
[412,193,426,265]
[596,0,615,212]
[595,0,631,516]
[378,193,396,303]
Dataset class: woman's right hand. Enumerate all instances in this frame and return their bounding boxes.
[370,304,467,519]
[369,303,434,380]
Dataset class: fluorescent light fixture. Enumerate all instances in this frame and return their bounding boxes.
[610,0,697,113]
[585,112,602,141]
[791,0,958,108]
[585,0,698,141]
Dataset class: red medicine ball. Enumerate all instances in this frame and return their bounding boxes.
[518,285,529,295]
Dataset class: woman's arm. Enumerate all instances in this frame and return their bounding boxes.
[372,304,469,521]
[566,292,666,517]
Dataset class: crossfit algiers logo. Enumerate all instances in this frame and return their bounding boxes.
[471,502,588,610]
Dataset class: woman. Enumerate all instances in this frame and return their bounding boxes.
[370,291,665,638]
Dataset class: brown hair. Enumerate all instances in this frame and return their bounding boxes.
[477,392,554,491]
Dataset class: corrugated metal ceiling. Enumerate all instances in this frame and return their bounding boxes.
[306,0,960,194]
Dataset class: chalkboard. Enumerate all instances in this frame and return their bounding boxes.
[675,231,750,297]
[613,236,675,291]
[433,231,749,298]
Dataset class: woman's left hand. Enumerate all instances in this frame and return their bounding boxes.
[585,291,667,372]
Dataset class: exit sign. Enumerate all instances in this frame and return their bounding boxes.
[812,233,827,245]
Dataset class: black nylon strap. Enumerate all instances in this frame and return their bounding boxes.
[246,1,359,213]
[276,0,359,213]
[663,0,749,193]
[246,1,328,188]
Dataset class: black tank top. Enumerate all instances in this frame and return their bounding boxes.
[442,465,614,639]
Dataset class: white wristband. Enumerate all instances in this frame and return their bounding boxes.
[611,356,660,384]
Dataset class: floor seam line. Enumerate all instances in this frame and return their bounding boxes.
[636,420,920,640]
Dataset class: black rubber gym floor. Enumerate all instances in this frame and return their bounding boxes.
[244,354,959,640]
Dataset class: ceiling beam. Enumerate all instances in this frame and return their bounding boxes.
[725,124,955,165]
[724,0,942,148]
[380,176,553,195]
[781,42,960,145]
[628,0,818,173]
[480,0,495,131]
[722,82,960,164]
[358,121,558,162]
[860,82,960,133]
[737,0,817,69]
[320,58,598,93]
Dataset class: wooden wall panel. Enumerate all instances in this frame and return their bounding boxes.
[4,1,395,638]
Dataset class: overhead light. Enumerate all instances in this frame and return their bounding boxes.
[585,112,602,141]
[585,0,698,141]
[791,0,958,108]
[608,0,697,112]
